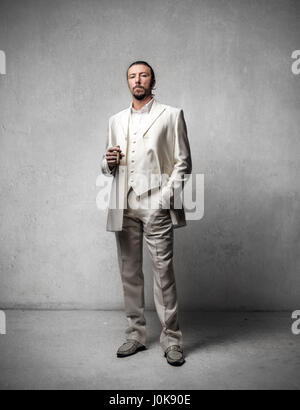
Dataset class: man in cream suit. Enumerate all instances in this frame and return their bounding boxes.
[101,61,192,366]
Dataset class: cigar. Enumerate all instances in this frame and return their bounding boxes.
[116,151,120,165]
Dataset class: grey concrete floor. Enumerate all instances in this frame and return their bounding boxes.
[0,310,299,390]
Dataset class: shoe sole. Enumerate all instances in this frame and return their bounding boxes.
[117,345,146,358]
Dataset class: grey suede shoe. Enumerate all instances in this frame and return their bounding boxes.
[116,339,147,357]
[164,345,185,366]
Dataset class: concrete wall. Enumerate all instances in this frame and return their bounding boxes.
[0,0,299,310]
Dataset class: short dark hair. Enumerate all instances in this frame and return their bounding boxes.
[126,60,156,90]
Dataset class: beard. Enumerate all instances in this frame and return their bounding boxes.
[133,87,149,100]
[134,93,146,100]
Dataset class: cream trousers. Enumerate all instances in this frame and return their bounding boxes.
[115,186,183,352]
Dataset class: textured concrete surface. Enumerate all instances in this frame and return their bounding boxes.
[0,0,300,310]
[0,310,299,390]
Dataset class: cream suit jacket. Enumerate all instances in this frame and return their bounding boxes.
[101,98,192,232]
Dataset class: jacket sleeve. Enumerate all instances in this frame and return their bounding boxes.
[101,116,116,177]
[161,109,192,207]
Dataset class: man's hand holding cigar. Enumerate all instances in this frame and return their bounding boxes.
[106,145,125,171]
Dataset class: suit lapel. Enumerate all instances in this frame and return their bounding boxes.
[119,98,166,139]
[140,99,166,136]
[120,107,131,140]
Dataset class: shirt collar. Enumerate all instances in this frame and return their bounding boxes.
[130,97,154,114]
